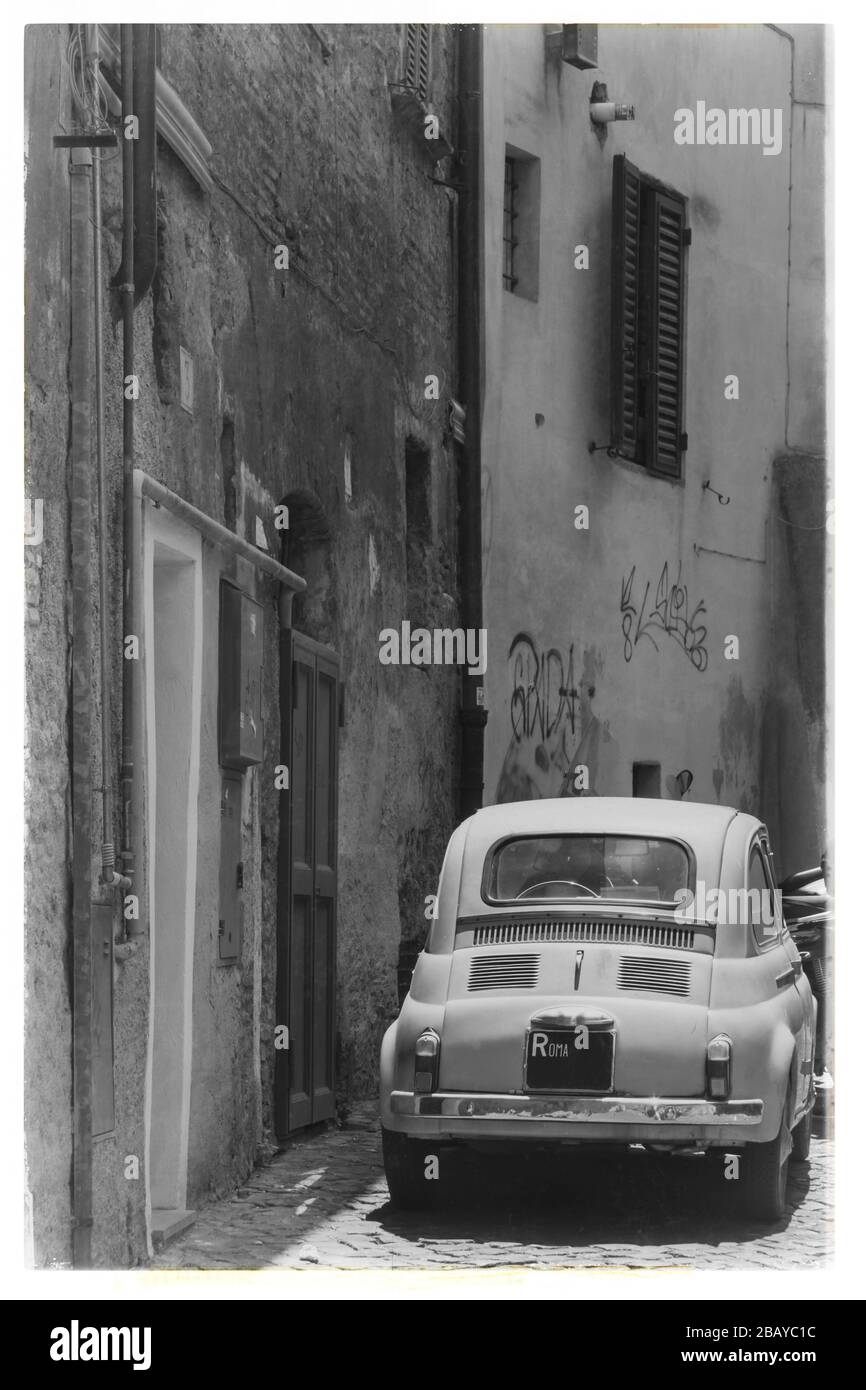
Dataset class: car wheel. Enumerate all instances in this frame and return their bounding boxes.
[740,1113,790,1221]
[791,1107,812,1163]
[381,1127,439,1209]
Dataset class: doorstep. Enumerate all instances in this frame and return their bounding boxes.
[150,1208,196,1249]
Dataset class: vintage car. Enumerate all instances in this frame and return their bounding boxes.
[380,798,816,1219]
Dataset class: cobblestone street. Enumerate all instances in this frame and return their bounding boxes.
[153,1104,833,1272]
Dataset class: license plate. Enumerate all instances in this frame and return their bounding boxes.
[525,1027,614,1093]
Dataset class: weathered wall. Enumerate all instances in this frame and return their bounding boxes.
[24,23,75,1268]
[481,23,824,860]
[25,22,461,1268]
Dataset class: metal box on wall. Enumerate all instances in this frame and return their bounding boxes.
[219,581,264,770]
[218,771,243,963]
[562,24,598,70]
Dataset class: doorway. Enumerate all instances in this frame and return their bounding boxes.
[275,631,339,1136]
[143,510,202,1237]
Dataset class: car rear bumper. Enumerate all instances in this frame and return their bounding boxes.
[386,1090,764,1144]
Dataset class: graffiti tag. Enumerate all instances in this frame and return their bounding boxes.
[620,562,708,672]
[508,632,579,744]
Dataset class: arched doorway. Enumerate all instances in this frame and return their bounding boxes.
[275,492,340,1137]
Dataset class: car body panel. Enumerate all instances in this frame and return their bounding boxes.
[381,798,815,1152]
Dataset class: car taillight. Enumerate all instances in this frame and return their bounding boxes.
[414,1029,440,1094]
[706,1034,732,1099]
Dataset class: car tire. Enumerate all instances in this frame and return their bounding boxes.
[741,1113,790,1222]
[791,1107,812,1163]
[382,1127,439,1209]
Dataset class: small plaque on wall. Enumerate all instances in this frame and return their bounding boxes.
[219,581,265,769]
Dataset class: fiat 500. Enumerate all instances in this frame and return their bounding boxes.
[380,798,816,1219]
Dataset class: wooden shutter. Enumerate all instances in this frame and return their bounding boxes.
[610,154,641,461]
[645,189,688,477]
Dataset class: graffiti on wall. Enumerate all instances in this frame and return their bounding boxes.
[508,632,579,747]
[620,561,709,672]
[496,636,616,803]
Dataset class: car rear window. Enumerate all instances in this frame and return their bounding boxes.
[486,835,691,905]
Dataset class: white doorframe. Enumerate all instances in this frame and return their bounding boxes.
[142,504,202,1246]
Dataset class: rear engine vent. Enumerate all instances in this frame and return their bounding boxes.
[616,955,692,996]
[472,919,695,950]
[467,953,540,991]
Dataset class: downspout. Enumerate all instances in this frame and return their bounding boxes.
[117,25,159,935]
[132,25,158,306]
[766,24,795,451]
[87,26,126,896]
[69,141,94,1269]
[456,23,487,818]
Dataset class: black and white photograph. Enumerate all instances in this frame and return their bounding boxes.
[13,4,848,1323]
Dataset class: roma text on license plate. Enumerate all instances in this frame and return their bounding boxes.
[525,1028,614,1092]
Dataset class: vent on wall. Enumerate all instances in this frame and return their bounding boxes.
[616,956,692,997]
[472,919,695,950]
[468,953,540,991]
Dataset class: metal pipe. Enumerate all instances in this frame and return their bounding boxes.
[89,52,118,888]
[133,469,307,594]
[119,25,138,914]
[69,141,94,1270]
[456,24,487,818]
[131,25,157,305]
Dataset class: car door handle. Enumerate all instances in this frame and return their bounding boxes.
[776,966,796,988]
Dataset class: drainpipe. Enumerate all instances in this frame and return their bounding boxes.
[456,24,487,818]
[69,141,94,1269]
[117,25,157,932]
[766,24,795,452]
[132,24,157,305]
[118,25,140,929]
[86,27,125,896]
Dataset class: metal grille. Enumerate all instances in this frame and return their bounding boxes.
[467,953,540,991]
[616,955,692,996]
[503,156,519,292]
[472,919,695,950]
[405,23,431,100]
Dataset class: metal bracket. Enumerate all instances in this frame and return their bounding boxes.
[54,132,118,149]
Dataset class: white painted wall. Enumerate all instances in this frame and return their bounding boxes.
[481,24,797,821]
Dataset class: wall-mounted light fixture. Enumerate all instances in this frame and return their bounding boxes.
[562,25,598,69]
[545,25,598,69]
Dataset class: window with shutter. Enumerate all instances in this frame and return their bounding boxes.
[610,155,641,461]
[405,23,431,101]
[611,155,688,479]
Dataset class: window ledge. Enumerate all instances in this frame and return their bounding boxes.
[97,26,214,195]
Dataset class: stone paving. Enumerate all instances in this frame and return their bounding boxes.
[152,1103,832,1271]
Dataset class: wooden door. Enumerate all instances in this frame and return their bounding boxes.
[276,632,338,1136]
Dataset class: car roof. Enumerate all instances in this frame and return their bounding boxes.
[466,796,744,844]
